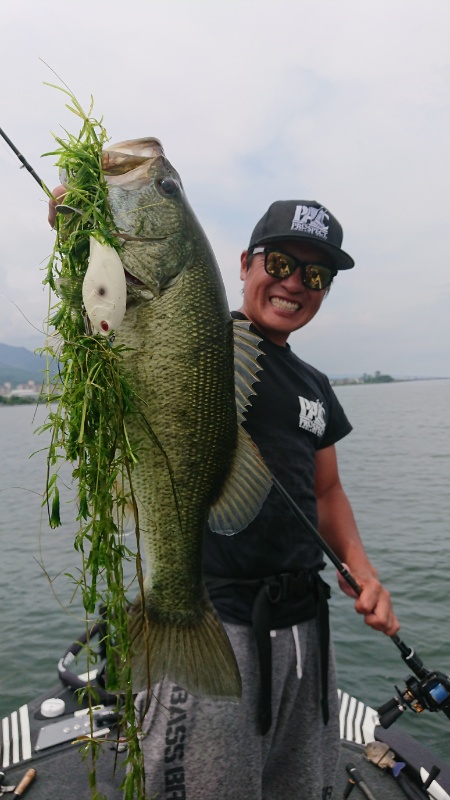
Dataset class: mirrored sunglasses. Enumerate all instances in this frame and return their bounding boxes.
[252,247,336,291]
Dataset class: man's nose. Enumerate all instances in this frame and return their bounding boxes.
[280,267,305,291]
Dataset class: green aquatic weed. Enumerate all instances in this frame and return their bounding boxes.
[38,85,146,799]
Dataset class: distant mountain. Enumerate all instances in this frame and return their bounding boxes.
[0,343,52,386]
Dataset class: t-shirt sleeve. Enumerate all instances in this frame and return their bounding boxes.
[317,380,352,450]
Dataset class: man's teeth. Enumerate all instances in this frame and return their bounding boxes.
[270,297,300,311]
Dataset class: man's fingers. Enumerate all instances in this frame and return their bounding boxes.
[338,566,400,637]
[357,587,400,636]
[363,609,400,637]
[48,184,67,227]
[336,569,359,598]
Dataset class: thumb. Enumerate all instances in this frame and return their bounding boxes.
[336,564,359,599]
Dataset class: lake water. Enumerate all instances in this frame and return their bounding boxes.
[0,380,449,763]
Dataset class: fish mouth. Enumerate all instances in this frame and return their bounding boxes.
[119,231,179,292]
[124,269,146,287]
[102,138,165,188]
[118,233,170,289]
[116,232,169,242]
[124,270,182,293]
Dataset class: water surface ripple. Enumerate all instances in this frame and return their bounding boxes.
[0,381,449,763]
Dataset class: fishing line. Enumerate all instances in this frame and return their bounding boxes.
[0,486,42,495]
[0,292,47,336]
[40,58,75,97]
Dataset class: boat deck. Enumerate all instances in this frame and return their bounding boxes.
[2,683,449,798]
[1,738,425,799]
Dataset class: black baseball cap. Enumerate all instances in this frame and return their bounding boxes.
[248,200,354,270]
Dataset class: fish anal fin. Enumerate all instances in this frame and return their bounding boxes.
[128,594,242,701]
[208,425,272,534]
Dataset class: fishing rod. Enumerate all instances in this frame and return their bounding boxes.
[0,127,50,193]
[272,474,450,727]
[272,475,361,594]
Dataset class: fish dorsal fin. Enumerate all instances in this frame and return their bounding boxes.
[232,319,264,423]
[208,319,272,535]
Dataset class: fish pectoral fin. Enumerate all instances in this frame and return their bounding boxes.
[208,425,272,535]
[208,317,272,534]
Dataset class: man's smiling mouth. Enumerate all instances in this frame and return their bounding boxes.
[270,297,300,312]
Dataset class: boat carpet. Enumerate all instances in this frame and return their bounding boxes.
[1,739,415,799]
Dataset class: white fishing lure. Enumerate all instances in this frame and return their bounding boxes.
[82,237,127,336]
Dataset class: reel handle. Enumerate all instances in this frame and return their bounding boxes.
[377,696,405,728]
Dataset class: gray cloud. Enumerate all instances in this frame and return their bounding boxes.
[0,0,448,374]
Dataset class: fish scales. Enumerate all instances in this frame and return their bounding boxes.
[103,138,271,700]
[119,254,236,617]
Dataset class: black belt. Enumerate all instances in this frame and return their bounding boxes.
[205,570,331,735]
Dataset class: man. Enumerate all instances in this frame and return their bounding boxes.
[49,193,398,798]
[136,199,399,800]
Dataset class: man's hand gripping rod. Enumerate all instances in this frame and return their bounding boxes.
[272,474,450,723]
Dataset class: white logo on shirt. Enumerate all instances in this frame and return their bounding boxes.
[298,396,326,436]
[291,205,329,239]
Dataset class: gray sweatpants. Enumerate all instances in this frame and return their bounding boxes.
[135,617,340,799]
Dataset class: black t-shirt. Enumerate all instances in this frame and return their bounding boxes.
[203,312,352,625]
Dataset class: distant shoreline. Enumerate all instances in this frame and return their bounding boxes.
[0,375,449,405]
[331,375,449,386]
[0,396,48,406]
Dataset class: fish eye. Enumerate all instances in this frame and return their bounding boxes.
[157,177,179,196]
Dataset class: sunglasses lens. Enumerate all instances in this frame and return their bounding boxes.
[303,264,334,290]
[265,251,296,279]
[261,249,335,289]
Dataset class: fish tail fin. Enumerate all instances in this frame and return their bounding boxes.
[128,594,242,701]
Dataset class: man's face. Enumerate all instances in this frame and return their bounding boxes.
[239,240,334,346]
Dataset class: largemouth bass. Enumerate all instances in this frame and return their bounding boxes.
[102,138,271,700]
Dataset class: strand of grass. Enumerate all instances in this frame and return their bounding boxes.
[38,87,147,799]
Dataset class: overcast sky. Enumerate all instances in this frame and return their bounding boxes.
[0,0,448,376]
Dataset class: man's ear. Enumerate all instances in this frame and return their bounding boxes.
[240,250,249,281]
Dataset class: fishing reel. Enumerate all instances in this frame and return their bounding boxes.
[378,640,450,728]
